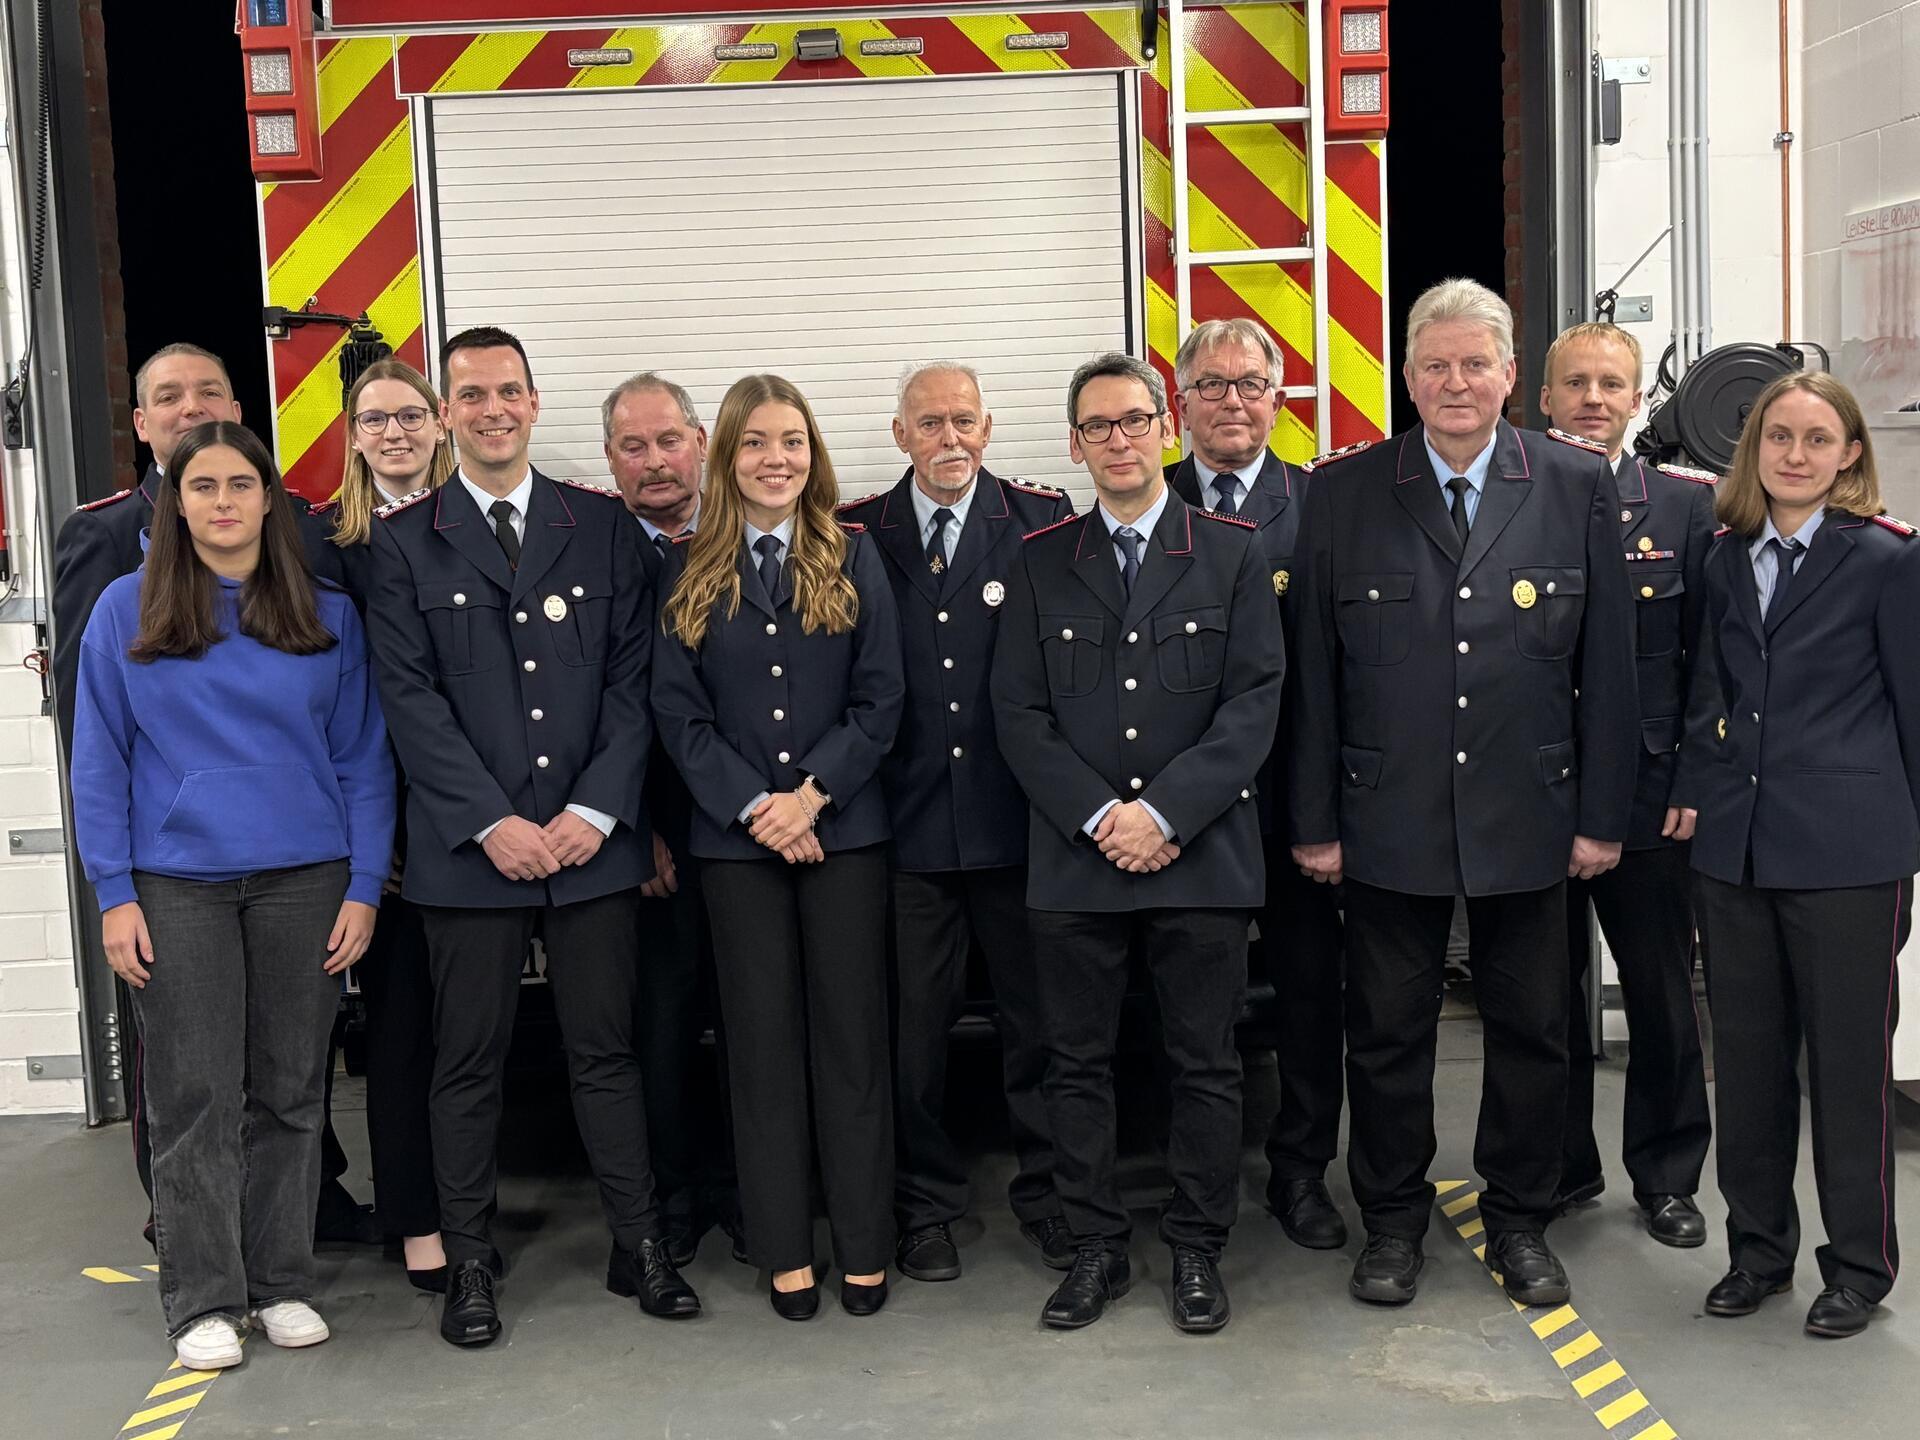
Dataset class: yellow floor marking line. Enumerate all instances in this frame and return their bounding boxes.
[114,1356,229,1440]
[1434,1183,1680,1440]
[84,1266,150,1284]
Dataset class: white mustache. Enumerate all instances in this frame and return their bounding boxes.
[931,449,971,466]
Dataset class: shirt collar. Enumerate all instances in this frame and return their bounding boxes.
[1096,481,1171,542]
[638,496,701,542]
[1752,508,1827,559]
[745,515,795,553]
[1191,452,1264,499]
[909,473,978,537]
[1423,432,1498,495]
[458,465,533,523]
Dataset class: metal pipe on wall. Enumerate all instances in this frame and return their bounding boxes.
[1691,0,1712,357]
[1668,0,1691,375]
[1778,0,1793,337]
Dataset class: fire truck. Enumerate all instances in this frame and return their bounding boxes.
[236,0,1392,510]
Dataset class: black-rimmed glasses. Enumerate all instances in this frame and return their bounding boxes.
[1188,376,1274,402]
[1073,412,1163,443]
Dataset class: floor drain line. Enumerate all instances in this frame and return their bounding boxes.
[1434,1180,1677,1440]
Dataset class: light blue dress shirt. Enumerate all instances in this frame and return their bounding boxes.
[1749,508,1825,614]
[1423,433,1497,527]
[908,475,977,561]
[1193,455,1266,514]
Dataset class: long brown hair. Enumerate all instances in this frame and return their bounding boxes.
[329,358,454,547]
[664,374,858,649]
[129,422,337,662]
[1717,371,1883,538]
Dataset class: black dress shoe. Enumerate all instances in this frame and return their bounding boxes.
[1552,1174,1606,1214]
[1168,1246,1230,1333]
[440,1260,501,1347]
[717,1212,750,1266]
[896,1223,961,1282]
[1020,1216,1077,1271]
[1805,1285,1874,1338]
[1487,1231,1571,1306]
[607,1239,701,1319]
[1042,1246,1132,1330]
[1268,1178,1349,1250]
[662,1212,709,1270]
[1350,1233,1423,1305]
[407,1266,449,1294]
[1704,1266,1792,1317]
[314,1185,383,1246]
[842,1275,889,1316]
[1638,1194,1707,1249]
[769,1278,820,1321]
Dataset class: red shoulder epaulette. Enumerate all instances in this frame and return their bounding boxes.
[75,488,135,513]
[308,498,340,517]
[1871,513,1916,537]
[1547,427,1607,454]
[553,476,618,498]
[1302,440,1371,472]
[1196,508,1257,530]
[1656,461,1719,485]
[1004,476,1065,500]
[375,487,432,519]
[835,493,884,511]
[837,520,867,534]
[671,530,695,545]
[1713,525,1733,538]
[1023,513,1081,541]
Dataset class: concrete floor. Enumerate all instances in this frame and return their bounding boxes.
[4,1020,1917,1440]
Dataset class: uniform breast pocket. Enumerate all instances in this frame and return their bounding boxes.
[547,577,612,667]
[1153,606,1228,693]
[1511,567,1586,660]
[1335,574,1414,666]
[1039,614,1104,698]
[416,581,504,676]
[1630,566,1684,657]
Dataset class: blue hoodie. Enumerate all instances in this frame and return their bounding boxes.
[71,571,394,911]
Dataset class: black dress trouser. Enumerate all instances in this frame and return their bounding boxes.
[1693,871,1908,1302]
[357,894,441,1239]
[1343,879,1568,1240]
[1260,842,1347,1183]
[1564,843,1711,1202]
[703,847,894,1275]
[1030,906,1249,1258]
[418,888,660,1266]
[892,864,1057,1232]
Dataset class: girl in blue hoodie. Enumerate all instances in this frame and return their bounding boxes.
[71,421,393,1371]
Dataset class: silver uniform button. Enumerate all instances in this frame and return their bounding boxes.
[1457,641,1469,654]
[949,702,959,713]
[1129,777,1143,790]
[1184,621,1197,634]
[1546,581,1557,594]
[515,611,527,623]
[771,665,782,677]
[1240,788,1250,800]
[1061,628,1073,640]
[1751,712,1760,722]
[1125,728,1138,740]
[1124,678,1137,691]
[523,660,536,672]
[1458,586,1471,600]
[1128,631,1139,643]
[938,611,949,623]
[1561,767,1571,778]
[765,623,777,636]
[530,708,543,720]
[1456,751,1467,764]
[1457,696,1468,709]
[453,593,466,606]
[778,751,791,764]
[572,586,584,598]
[952,746,963,758]
[535,756,549,768]
[773,709,785,721]
[1751,774,1758,785]
[943,658,954,670]
[1367,588,1380,601]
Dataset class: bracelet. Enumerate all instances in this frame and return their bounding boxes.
[795,791,819,829]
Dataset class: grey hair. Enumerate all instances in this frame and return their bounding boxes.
[601,372,702,442]
[897,361,988,419]
[1066,352,1168,425]
[134,342,231,409]
[1174,319,1285,391]
[1404,277,1515,365]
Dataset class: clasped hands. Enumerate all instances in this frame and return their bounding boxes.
[751,791,825,865]
[1095,800,1180,873]
[482,811,606,881]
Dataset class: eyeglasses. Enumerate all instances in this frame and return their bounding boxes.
[1073,412,1163,443]
[1187,376,1274,402]
[354,406,433,434]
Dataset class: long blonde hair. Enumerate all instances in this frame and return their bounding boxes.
[664,374,858,650]
[1717,371,1883,538]
[328,359,455,547]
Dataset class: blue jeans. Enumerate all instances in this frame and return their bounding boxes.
[129,862,348,1336]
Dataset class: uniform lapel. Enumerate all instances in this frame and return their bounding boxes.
[1122,489,1194,631]
[1167,456,1204,508]
[1765,511,1855,635]
[1240,451,1291,530]
[1727,534,1765,638]
[1393,430,1464,565]
[1618,459,1655,548]
[1070,513,1128,618]
[434,479,517,595]
[874,470,940,605]
[510,472,576,604]
[1455,422,1532,583]
[939,470,1009,600]
[734,538,776,620]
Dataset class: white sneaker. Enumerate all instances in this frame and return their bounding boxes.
[251,1300,330,1348]
[174,1316,245,1370]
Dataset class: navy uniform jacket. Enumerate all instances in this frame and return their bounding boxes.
[1169,450,1307,838]
[1612,455,1718,849]
[1287,422,1639,897]
[990,490,1284,913]
[366,471,655,909]
[837,467,1072,872]
[650,523,905,863]
[50,466,343,751]
[634,522,696,857]
[1676,509,1920,890]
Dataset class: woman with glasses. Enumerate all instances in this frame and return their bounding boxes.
[1675,371,1919,1339]
[315,360,456,1292]
[652,374,905,1319]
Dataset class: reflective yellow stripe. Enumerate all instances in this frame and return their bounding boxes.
[1085,8,1151,65]
[1208,122,1309,221]
[1529,1304,1579,1338]
[1631,1422,1679,1440]
[428,30,545,93]
[1573,1359,1626,1397]
[277,256,424,475]
[950,15,1070,73]
[1596,1389,1651,1429]
[121,1424,186,1440]
[567,26,672,88]
[122,1392,208,1430]
[1214,259,1315,366]
[1551,1329,1603,1367]
[145,1370,219,1399]
[265,119,412,309]
[1222,1,1309,87]
[1329,316,1389,431]
[318,36,395,133]
[1432,1178,1470,1195]
[1456,1217,1485,1239]
[1325,171,1385,295]
[83,1267,141,1284]
[1441,1192,1480,1218]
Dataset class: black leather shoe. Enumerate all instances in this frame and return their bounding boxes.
[1805,1285,1873,1337]
[896,1223,961,1282]
[1552,1174,1606,1214]
[1268,1178,1349,1250]
[1350,1233,1423,1305]
[1020,1216,1077,1271]
[440,1260,501,1347]
[1168,1246,1230,1333]
[769,1277,820,1321]
[662,1212,709,1269]
[842,1275,890,1316]
[1704,1266,1792,1317]
[717,1211,750,1266]
[314,1183,383,1246]
[1042,1246,1132,1329]
[407,1266,449,1294]
[1639,1194,1707,1249]
[607,1239,700,1319]
[1487,1231,1571,1306]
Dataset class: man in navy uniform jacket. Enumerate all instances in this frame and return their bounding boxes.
[839,361,1074,1284]
[1288,280,1638,1311]
[993,352,1283,1335]
[368,327,694,1347]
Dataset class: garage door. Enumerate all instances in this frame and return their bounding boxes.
[427,72,1136,511]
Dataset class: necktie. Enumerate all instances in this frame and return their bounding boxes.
[1446,477,1473,545]
[754,534,784,604]
[1764,536,1803,627]
[489,499,521,570]
[651,531,670,557]
[1212,476,1240,517]
[927,507,955,574]
[1114,526,1142,594]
